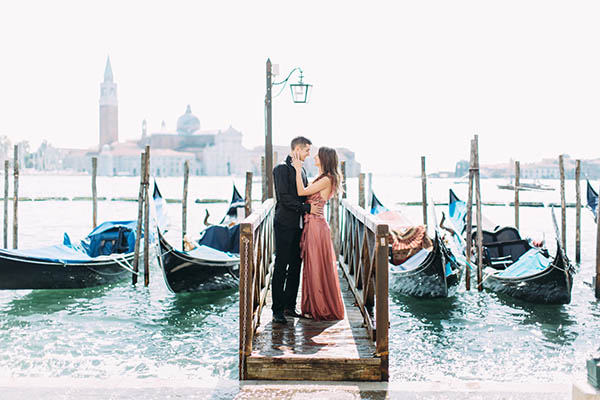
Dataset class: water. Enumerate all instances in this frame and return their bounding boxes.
[0,175,598,383]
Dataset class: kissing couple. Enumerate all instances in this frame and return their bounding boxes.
[271,136,345,325]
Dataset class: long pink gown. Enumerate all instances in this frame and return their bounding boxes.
[300,186,345,321]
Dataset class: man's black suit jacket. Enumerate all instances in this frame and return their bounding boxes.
[273,155,310,228]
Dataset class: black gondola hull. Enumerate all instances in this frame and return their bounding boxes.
[389,235,461,298]
[0,253,134,289]
[158,233,239,293]
[483,249,573,304]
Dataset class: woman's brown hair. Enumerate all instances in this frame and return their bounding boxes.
[317,147,342,196]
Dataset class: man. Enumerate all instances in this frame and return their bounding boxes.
[271,136,321,324]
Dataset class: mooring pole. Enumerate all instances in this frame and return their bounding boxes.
[514,161,520,230]
[245,171,253,217]
[559,155,567,253]
[358,173,365,209]
[92,157,98,229]
[3,160,8,249]
[465,139,475,291]
[575,160,581,264]
[132,152,146,285]
[367,172,373,210]
[12,145,18,249]
[261,156,266,203]
[474,135,483,291]
[341,161,347,199]
[182,160,189,250]
[143,145,150,287]
[265,58,274,199]
[421,156,427,226]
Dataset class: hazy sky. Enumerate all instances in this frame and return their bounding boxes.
[0,1,599,174]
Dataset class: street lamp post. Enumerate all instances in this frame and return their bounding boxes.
[264,58,312,199]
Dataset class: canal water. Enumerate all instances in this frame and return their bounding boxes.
[0,175,598,383]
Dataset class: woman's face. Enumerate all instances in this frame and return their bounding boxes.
[314,154,321,167]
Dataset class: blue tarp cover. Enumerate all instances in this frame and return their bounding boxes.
[497,248,551,278]
[198,224,240,254]
[186,245,239,262]
[0,220,137,264]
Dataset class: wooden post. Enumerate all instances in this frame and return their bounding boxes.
[559,155,567,253]
[143,146,150,287]
[265,59,274,199]
[375,224,389,381]
[261,156,267,203]
[514,161,520,230]
[3,160,8,249]
[358,173,365,208]
[182,160,189,250]
[465,139,475,291]
[239,223,255,379]
[367,172,373,209]
[341,161,347,199]
[92,157,98,229]
[245,171,253,217]
[132,152,146,285]
[474,135,483,291]
[12,145,18,249]
[421,156,427,226]
[575,160,581,264]
[596,183,600,299]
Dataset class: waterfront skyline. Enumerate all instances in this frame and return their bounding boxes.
[1,1,599,175]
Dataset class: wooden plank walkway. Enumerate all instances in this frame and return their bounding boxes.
[245,268,381,381]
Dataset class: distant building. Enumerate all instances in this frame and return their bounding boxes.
[99,57,118,149]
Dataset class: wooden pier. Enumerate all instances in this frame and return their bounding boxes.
[239,198,389,382]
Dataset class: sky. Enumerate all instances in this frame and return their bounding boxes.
[0,1,599,175]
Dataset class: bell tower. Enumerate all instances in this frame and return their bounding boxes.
[99,56,118,149]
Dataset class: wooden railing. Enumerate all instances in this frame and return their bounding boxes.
[339,199,390,381]
[238,198,276,380]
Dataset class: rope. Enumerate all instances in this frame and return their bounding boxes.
[240,236,250,380]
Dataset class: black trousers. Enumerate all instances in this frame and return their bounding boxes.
[271,222,303,314]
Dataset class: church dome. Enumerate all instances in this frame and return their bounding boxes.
[176,105,200,135]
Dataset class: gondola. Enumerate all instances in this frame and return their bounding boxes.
[448,189,573,304]
[370,193,461,298]
[0,220,138,289]
[154,183,241,293]
[586,180,598,221]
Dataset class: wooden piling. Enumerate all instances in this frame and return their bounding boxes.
[514,161,520,230]
[575,160,581,264]
[474,136,483,291]
[596,183,600,299]
[358,173,365,208]
[12,145,18,249]
[367,173,373,209]
[245,171,253,217]
[261,156,267,203]
[421,156,427,226]
[341,161,347,199]
[143,146,150,287]
[465,139,475,291]
[132,152,146,285]
[92,157,98,229]
[559,155,566,253]
[3,160,8,249]
[182,160,189,250]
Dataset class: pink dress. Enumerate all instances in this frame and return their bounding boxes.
[300,186,345,321]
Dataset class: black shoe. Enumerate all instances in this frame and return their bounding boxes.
[272,313,288,324]
[283,309,303,318]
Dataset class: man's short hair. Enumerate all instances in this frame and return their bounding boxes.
[290,136,312,150]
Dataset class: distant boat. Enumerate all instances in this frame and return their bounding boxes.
[586,180,598,222]
[371,192,461,298]
[497,180,555,192]
[448,189,573,304]
[0,220,138,289]
[154,183,240,293]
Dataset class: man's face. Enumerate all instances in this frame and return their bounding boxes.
[296,144,311,161]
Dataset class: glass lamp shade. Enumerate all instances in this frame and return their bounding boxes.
[290,82,312,103]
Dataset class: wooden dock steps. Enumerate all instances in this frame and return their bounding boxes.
[245,269,382,381]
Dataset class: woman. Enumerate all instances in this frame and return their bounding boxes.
[291,147,345,321]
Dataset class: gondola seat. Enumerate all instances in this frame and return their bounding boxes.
[480,227,532,269]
